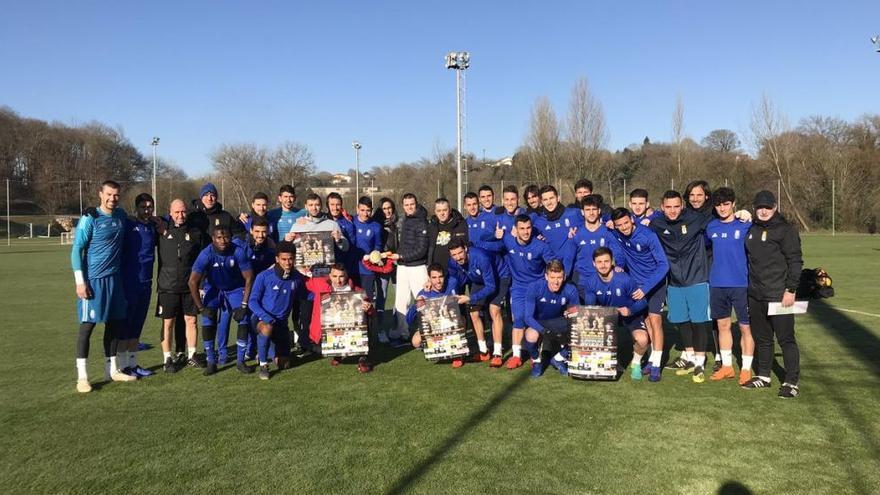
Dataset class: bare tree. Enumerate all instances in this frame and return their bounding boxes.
[671,94,685,185]
[566,77,608,184]
[269,141,315,187]
[701,129,741,153]
[210,143,270,214]
[526,96,562,185]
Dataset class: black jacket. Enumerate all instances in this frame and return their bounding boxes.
[397,205,429,266]
[649,208,714,287]
[188,199,245,247]
[156,221,205,294]
[427,208,468,268]
[746,212,803,301]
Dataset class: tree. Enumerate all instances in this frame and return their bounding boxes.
[566,77,608,184]
[524,96,562,185]
[701,129,741,153]
[671,94,685,184]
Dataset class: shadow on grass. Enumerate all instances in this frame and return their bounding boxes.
[385,369,531,494]
[718,481,753,495]
[810,300,880,378]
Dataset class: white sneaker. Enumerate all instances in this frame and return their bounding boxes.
[76,379,92,393]
[110,369,137,382]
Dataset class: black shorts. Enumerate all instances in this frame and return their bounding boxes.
[490,277,511,307]
[155,292,198,319]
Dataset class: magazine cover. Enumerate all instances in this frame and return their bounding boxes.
[295,231,335,276]
[320,291,369,357]
[568,305,618,380]
[417,295,469,361]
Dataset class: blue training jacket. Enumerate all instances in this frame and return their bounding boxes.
[249,265,304,324]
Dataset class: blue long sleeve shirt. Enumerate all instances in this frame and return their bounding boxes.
[580,271,648,316]
[267,207,306,242]
[234,237,275,276]
[523,279,579,332]
[533,206,581,258]
[192,244,252,291]
[446,246,498,305]
[567,224,626,280]
[71,207,127,280]
[351,217,383,275]
[497,233,559,288]
[248,265,304,324]
[611,224,669,293]
[122,217,156,286]
[706,218,749,288]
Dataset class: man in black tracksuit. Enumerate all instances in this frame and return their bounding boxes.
[156,199,206,372]
[743,190,803,398]
[427,198,468,270]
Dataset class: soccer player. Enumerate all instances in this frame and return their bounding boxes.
[406,263,462,367]
[389,193,429,345]
[581,247,649,380]
[628,188,655,223]
[568,178,594,209]
[474,185,499,247]
[610,207,669,382]
[523,260,580,378]
[267,184,306,243]
[463,192,483,246]
[156,199,205,373]
[522,184,542,219]
[188,182,245,242]
[567,195,625,296]
[119,193,160,377]
[446,238,502,364]
[533,185,582,258]
[706,187,754,384]
[327,192,356,274]
[248,241,302,380]
[350,197,385,337]
[239,192,274,240]
[71,180,135,392]
[427,197,467,270]
[235,215,276,359]
[491,214,558,369]
[189,227,255,376]
[743,191,803,398]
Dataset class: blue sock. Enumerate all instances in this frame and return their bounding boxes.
[203,340,217,363]
[246,332,257,358]
[524,340,540,360]
[268,341,276,361]
[257,334,270,363]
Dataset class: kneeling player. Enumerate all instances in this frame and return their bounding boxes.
[248,241,301,379]
[523,260,580,378]
[407,263,463,367]
[581,247,650,380]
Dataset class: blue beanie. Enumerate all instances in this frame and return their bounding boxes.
[200,182,218,198]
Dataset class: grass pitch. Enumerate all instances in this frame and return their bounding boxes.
[1,235,879,494]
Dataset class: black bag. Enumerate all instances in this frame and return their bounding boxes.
[797,267,835,299]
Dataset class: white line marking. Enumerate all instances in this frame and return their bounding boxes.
[834,307,880,318]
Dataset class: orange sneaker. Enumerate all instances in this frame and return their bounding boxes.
[738,369,752,386]
[452,358,465,369]
[505,356,523,369]
[471,352,490,363]
[490,355,503,367]
[330,357,341,367]
[710,365,735,381]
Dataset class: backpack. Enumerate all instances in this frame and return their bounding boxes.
[797,267,835,299]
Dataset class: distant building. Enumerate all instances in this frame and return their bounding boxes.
[484,156,513,168]
[330,174,352,185]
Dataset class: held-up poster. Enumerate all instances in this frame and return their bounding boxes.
[295,231,335,277]
[568,305,618,380]
[417,295,469,361]
[320,291,369,357]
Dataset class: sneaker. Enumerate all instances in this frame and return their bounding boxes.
[741,376,771,389]
[674,361,696,376]
[203,362,218,376]
[664,356,690,370]
[258,365,270,380]
[76,379,92,393]
[505,356,523,369]
[164,357,179,374]
[174,352,187,367]
[648,365,662,382]
[132,366,155,377]
[630,364,643,381]
[529,361,544,378]
[451,358,464,369]
[121,367,140,379]
[110,369,137,382]
[778,382,800,399]
[377,332,390,345]
[692,365,705,383]
[738,369,753,386]
[641,363,652,376]
[291,342,304,355]
[471,352,490,363]
[712,361,723,373]
[330,357,341,367]
[357,357,373,374]
[490,355,503,368]
[237,361,255,374]
[187,354,207,369]
[549,356,569,377]
[710,366,735,381]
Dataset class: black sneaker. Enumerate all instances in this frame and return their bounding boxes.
[291,342,304,355]
[187,354,207,369]
[741,376,771,389]
[258,365,270,380]
[778,383,800,398]
[665,356,690,370]
[237,361,255,374]
[203,362,218,376]
[163,357,179,374]
[174,353,187,367]
[712,361,723,373]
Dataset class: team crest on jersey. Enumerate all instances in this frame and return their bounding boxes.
[600,238,605,247]
[761,230,767,242]
[215,219,220,226]
[561,297,567,304]
[564,218,570,227]
[681,224,688,235]
[734,229,740,239]
[636,243,642,251]
[475,269,481,275]
[229,259,235,267]
[527,252,532,260]
[615,288,621,297]
[185,233,190,241]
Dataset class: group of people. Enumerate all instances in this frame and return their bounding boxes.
[71,177,805,398]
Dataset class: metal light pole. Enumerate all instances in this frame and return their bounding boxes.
[872,35,880,52]
[151,137,160,201]
[352,141,362,199]
[446,51,469,211]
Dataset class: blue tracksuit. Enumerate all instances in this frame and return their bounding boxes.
[581,271,648,330]
[566,225,626,282]
[533,205,581,259]
[241,213,276,240]
[446,246,498,306]
[523,279,579,332]
[351,217,383,276]
[234,237,275,276]
[706,219,749,288]
[611,224,668,294]
[72,207,128,323]
[122,217,156,339]
[249,265,303,363]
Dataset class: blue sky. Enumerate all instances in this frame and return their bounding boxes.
[2,1,878,177]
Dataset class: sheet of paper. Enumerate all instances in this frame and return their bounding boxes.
[767,301,809,315]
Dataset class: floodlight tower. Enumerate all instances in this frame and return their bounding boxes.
[446,51,469,211]
[873,35,880,52]
[352,141,362,198]
[151,137,160,201]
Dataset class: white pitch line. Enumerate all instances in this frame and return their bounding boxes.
[833,307,880,318]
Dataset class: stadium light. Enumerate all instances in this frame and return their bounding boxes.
[352,141,362,198]
[873,35,880,52]
[151,137,160,202]
[446,51,469,212]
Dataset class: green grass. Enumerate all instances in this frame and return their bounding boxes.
[1,235,879,494]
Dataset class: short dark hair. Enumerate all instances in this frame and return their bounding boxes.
[502,185,518,195]
[463,192,478,201]
[329,263,348,276]
[611,207,631,221]
[546,260,565,273]
[101,180,121,191]
[279,184,296,196]
[251,216,269,229]
[478,185,494,194]
[592,246,613,260]
[713,187,736,205]
[276,241,296,255]
[574,179,594,192]
[523,184,539,200]
[662,190,682,202]
[581,195,602,209]
[435,197,450,207]
[515,213,532,225]
[134,192,154,207]
[539,185,558,197]
[252,192,269,202]
[212,226,231,237]
[629,188,649,200]
[427,263,445,276]
[305,193,321,204]
[447,237,468,252]
[402,193,417,203]
[358,196,372,208]
[327,192,343,203]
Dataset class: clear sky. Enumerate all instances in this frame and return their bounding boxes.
[2,1,878,177]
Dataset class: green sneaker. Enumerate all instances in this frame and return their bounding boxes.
[630,363,643,381]
[675,361,696,376]
[692,365,705,383]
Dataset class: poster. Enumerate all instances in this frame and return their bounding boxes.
[320,291,369,357]
[295,231,335,276]
[568,305,618,380]
[417,295,469,361]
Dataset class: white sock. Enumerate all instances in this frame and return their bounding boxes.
[694,354,706,367]
[721,350,733,367]
[714,353,721,363]
[493,342,502,356]
[553,352,565,362]
[684,350,695,363]
[533,357,541,364]
[632,353,643,367]
[742,355,753,371]
[108,356,118,373]
[650,350,662,367]
[76,358,88,380]
[259,361,269,367]
[512,344,522,358]
[163,351,172,362]
[188,347,197,358]
[477,340,487,354]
